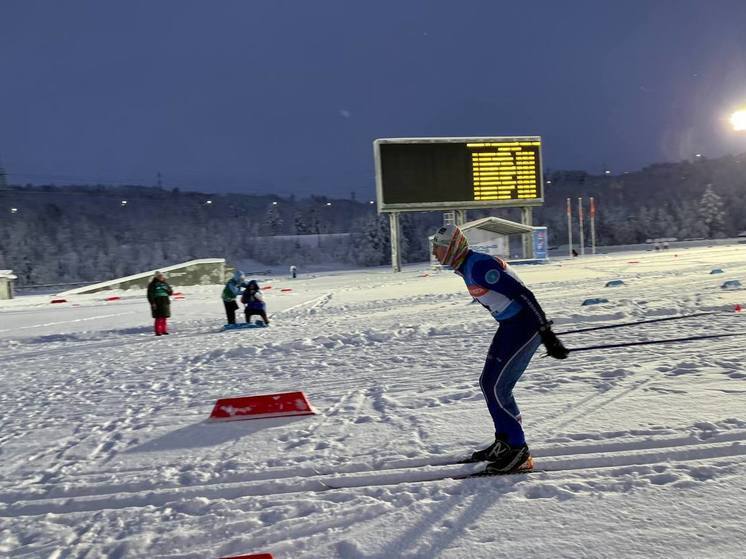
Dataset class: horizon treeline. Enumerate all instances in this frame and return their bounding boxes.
[1,153,745,286]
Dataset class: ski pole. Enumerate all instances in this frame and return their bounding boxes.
[557,311,721,336]
[567,330,746,353]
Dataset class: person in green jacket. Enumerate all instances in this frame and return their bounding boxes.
[222,270,245,324]
[147,271,173,336]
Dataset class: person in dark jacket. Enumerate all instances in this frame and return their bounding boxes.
[241,279,270,325]
[147,271,173,336]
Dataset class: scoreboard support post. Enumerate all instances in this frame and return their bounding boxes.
[389,212,402,273]
[521,207,534,259]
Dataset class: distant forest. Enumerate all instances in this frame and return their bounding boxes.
[1,152,745,286]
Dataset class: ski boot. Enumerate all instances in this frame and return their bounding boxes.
[483,441,533,474]
[465,436,503,463]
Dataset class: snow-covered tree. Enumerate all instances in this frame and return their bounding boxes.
[262,204,284,236]
[349,214,390,266]
[699,184,725,238]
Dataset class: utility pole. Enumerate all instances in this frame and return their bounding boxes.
[578,197,585,256]
[566,197,573,257]
[589,196,597,255]
[156,172,163,189]
[0,154,7,189]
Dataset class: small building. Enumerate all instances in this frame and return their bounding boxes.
[429,216,547,266]
[0,270,17,300]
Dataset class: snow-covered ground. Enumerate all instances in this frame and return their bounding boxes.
[2,245,746,558]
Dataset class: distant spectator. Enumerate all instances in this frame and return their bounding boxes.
[222,270,245,324]
[241,280,270,325]
[290,265,297,279]
[572,249,579,257]
[147,271,173,336]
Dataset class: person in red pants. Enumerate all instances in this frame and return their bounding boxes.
[147,271,173,336]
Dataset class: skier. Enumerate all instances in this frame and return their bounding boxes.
[147,271,173,336]
[222,270,245,325]
[431,225,569,474]
[241,279,270,325]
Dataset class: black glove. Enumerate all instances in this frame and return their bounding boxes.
[539,324,569,359]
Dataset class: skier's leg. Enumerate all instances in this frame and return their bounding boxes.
[479,327,518,440]
[224,301,237,324]
[491,332,541,445]
[479,317,540,446]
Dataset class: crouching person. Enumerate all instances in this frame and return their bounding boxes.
[241,280,269,325]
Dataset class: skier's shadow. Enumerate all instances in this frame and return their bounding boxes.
[340,478,524,559]
[126,416,309,453]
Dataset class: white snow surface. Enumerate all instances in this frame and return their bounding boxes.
[2,245,746,558]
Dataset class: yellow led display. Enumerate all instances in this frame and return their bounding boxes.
[468,141,540,202]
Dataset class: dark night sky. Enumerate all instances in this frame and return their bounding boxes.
[2,0,746,198]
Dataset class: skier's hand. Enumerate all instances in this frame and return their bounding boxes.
[539,326,569,359]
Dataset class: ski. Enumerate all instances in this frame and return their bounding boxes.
[315,462,544,490]
[456,469,544,479]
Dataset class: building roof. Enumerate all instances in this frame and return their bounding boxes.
[459,216,535,236]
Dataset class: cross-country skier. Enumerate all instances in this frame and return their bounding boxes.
[431,225,569,474]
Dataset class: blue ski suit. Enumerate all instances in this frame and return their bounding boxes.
[456,250,548,446]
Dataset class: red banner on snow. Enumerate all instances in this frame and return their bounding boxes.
[209,391,315,421]
[218,553,273,559]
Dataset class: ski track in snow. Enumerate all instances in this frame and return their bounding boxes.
[1,246,746,558]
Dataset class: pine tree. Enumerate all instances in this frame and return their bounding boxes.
[699,184,725,238]
[293,212,310,235]
[263,204,284,236]
[349,214,390,266]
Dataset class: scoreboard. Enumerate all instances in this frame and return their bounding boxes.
[374,137,544,212]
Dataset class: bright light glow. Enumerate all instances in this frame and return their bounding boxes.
[369,200,375,204]
[730,110,746,131]
[604,170,611,175]
[272,201,278,206]
[326,202,332,206]
[120,200,128,206]
[10,208,18,213]
[695,153,702,158]
[205,200,212,205]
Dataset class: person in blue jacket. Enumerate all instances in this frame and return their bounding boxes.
[432,225,568,474]
[222,270,245,324]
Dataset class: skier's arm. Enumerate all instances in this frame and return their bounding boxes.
[470,258,568,358]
